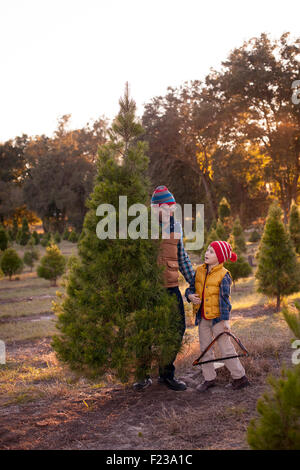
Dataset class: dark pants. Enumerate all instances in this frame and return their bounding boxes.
[159,286,186,380]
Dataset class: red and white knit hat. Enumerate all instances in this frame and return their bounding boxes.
[209,241,238,263]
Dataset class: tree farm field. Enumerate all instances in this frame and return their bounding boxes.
[0,238,299,450]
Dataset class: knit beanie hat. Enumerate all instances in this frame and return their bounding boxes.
[209,241,238,263]
[151,185,176,206]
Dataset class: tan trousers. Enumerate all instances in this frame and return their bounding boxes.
[198,318,245,381]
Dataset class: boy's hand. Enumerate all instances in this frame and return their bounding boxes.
[188,293,201,304]
[223,320,230,332]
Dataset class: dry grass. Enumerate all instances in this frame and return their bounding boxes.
[0,342,118,408]
[0,281,62,300]
[231,278,269,310]
[232,313,292,351]
[0,240,76,340]
[0,319,57,343]
[0,344,71,405]
[0,298,54,319]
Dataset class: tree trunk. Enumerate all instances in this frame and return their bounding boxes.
[201,173,217,222]
[42,218,50,233]
[282,200,289,226]
[276,293,281,312]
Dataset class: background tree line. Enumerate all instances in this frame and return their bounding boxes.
[0,32,299,234]
[0,115,108,232]
[142,32,300,228]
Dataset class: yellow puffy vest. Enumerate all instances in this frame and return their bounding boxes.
[192,263,233,320]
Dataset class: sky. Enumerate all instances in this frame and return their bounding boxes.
[0,0,299,143]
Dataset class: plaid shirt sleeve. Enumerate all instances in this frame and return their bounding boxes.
[184,272,196,302]
[219,272,232,321]
[176,224,195,285]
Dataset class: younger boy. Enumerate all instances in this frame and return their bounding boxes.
[185,241,250,392]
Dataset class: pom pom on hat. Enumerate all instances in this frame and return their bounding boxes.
[209,241,238,263]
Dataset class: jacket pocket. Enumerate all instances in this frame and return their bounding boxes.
[164,259,179,285]
[166,260,179,270]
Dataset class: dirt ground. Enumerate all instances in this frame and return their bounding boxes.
[0,306,293,450]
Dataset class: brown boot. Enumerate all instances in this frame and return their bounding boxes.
[231,375,250,390]
[196,379,216,392]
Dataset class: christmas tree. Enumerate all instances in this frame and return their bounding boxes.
[224,255,252,287]
[62,228,70,240]
[17,217,31,246]
[52,84,181,382]
[231,216,246,254]
[11,218,18,241]
[247,365,300,449]
[255,202,300,312]
[31,231,40,245]
[0,248,23,280]
[247,300,300,449]
[0,226,8,251]
[223,217,251,286]
[217,197,232,237]
[23,239,40,272]
[218,196,231,222]
[215,219,227,241]
[54,231,61,244]
[37,244,66,286]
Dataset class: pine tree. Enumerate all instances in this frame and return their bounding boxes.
[232,216,247,254]
[62,228,70,240]
[0,227,8,251]
[223,218,251,285]
[224,256,252,287]
[12,218,18,241]
[215,219,227,241]
[32,231,40,245]
[0,248,23,280]
[54,231,61,244]
[249,230,261,243]
[17,217,31,246]
[289,201,300,255]
[23,239,40,272]
[283,298,300,367]
[51,83,181,382]
[255,202,300,312]
[247,366,300,449]
[211,219,217,230]
[68,230,78,243]
[247,300,300,449]
[40,232,52,247]
[218,197,231,222]
[217,197,232,237]
[282,300,300,340]
[37,244,66,286]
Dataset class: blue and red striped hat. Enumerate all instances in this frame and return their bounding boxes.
[151,185,176,206]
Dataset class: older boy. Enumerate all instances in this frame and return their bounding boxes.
[133,185,195,391]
